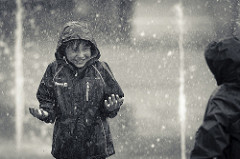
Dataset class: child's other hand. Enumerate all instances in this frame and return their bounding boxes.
[29,108,49,120]
[104,94,124,111]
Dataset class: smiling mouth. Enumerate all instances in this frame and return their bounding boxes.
[73,60,85,64]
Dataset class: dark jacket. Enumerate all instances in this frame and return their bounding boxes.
[190,37,240,159]
[36,21,124,159]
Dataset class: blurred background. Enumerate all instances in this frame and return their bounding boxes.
[0,0,239,158]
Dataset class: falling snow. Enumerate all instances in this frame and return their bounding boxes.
[0,0,238,159]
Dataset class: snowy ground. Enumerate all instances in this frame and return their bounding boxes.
[0,138,190,159]
[0,140,182,159]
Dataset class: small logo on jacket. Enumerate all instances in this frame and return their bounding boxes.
[54,82,68,87]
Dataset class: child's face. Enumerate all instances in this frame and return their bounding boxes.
[65,41,91,68]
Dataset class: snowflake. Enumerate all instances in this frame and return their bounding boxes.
[140,31,145,37]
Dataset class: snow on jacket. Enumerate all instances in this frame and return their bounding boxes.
[190,37,240,159]
[36,21,124,159]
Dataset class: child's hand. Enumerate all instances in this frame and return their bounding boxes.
[104,94,124,111]
[29,107,49,120]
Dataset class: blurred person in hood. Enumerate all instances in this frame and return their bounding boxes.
[29,21,124,159]
[190,37,240,159]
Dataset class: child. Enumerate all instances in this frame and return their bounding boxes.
[190,37,240,159]
[29,21,124,159]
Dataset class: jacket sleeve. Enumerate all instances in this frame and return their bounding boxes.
[100,61,124,118]
[36,63,57,123]
[190,100,230,159]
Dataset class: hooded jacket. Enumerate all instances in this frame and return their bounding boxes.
[190,37,240,159]
[36,21,124,159]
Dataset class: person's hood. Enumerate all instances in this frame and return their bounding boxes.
[205,37,240,85]
[55,21,100,67]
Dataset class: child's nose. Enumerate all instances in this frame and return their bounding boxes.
[76,52,84,58]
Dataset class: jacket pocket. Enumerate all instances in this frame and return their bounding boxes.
[87,118,108,157]
[52,120,74,158]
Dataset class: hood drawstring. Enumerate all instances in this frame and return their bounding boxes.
[63,56,78,77]
[92,65,106,87]
[53,65,65,83]
[63,56,69,64]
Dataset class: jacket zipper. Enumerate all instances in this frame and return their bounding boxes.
[86,81,89,101]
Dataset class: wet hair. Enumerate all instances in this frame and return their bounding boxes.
[58,39,94,56]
